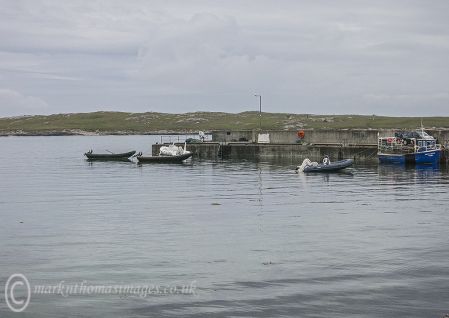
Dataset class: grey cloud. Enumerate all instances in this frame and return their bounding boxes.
[0,88,49,116]
[0,0,448,117]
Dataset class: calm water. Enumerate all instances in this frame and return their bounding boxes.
[1,136,449,317]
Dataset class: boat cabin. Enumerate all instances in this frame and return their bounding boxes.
[378,129,441,155]
[416,139,438,152]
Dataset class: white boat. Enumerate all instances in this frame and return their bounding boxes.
[136,142,192,164]
[159,142,191,156]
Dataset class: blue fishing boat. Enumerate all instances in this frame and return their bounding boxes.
[414,132,441,164]
[378,128,441,165]
[414,149,441,164]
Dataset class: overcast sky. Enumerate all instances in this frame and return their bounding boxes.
[0,0,448,117]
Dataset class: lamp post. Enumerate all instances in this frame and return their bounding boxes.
[254,94,262,130]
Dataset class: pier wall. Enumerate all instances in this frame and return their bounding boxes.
[153,129,449,163]
[212,129,449,147]
[220,144,378,162]
[152,143,379,163]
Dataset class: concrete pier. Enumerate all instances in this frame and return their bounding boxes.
[153,127,449,163]
[212,129,449,146]
[152,142,379,163]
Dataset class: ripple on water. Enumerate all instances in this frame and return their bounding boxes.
[1,136,449,318]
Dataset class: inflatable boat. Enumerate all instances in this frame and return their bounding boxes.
[296,158,353,173]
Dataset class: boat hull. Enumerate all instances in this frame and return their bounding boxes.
[137,153,193,163]
[85,150,136,160]
[378,152,417,164]
[414,149,441,164]
[302,159,353,172]
[378,153,406,164]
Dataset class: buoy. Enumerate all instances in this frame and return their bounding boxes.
[297,130,305,139]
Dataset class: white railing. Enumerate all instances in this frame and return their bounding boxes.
[159,134,211,144]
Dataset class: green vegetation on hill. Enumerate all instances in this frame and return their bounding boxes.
[1,111,449,135]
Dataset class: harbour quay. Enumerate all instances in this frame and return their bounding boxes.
[152,129,449,163]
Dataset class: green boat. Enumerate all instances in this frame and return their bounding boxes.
[84,150,136,160]
[136,152,193,163]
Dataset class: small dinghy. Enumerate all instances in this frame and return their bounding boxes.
[84,150,136,160]
[296,156,353,173]
[137,152,193,163]
[137,142,193,163]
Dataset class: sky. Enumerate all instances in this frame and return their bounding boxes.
[0,0,448,117]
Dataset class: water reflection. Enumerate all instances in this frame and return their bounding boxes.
[378,162,446,182]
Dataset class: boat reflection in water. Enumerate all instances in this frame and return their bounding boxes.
[377,161,443,183]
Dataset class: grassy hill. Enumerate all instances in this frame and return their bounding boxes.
[1,111,449,135]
